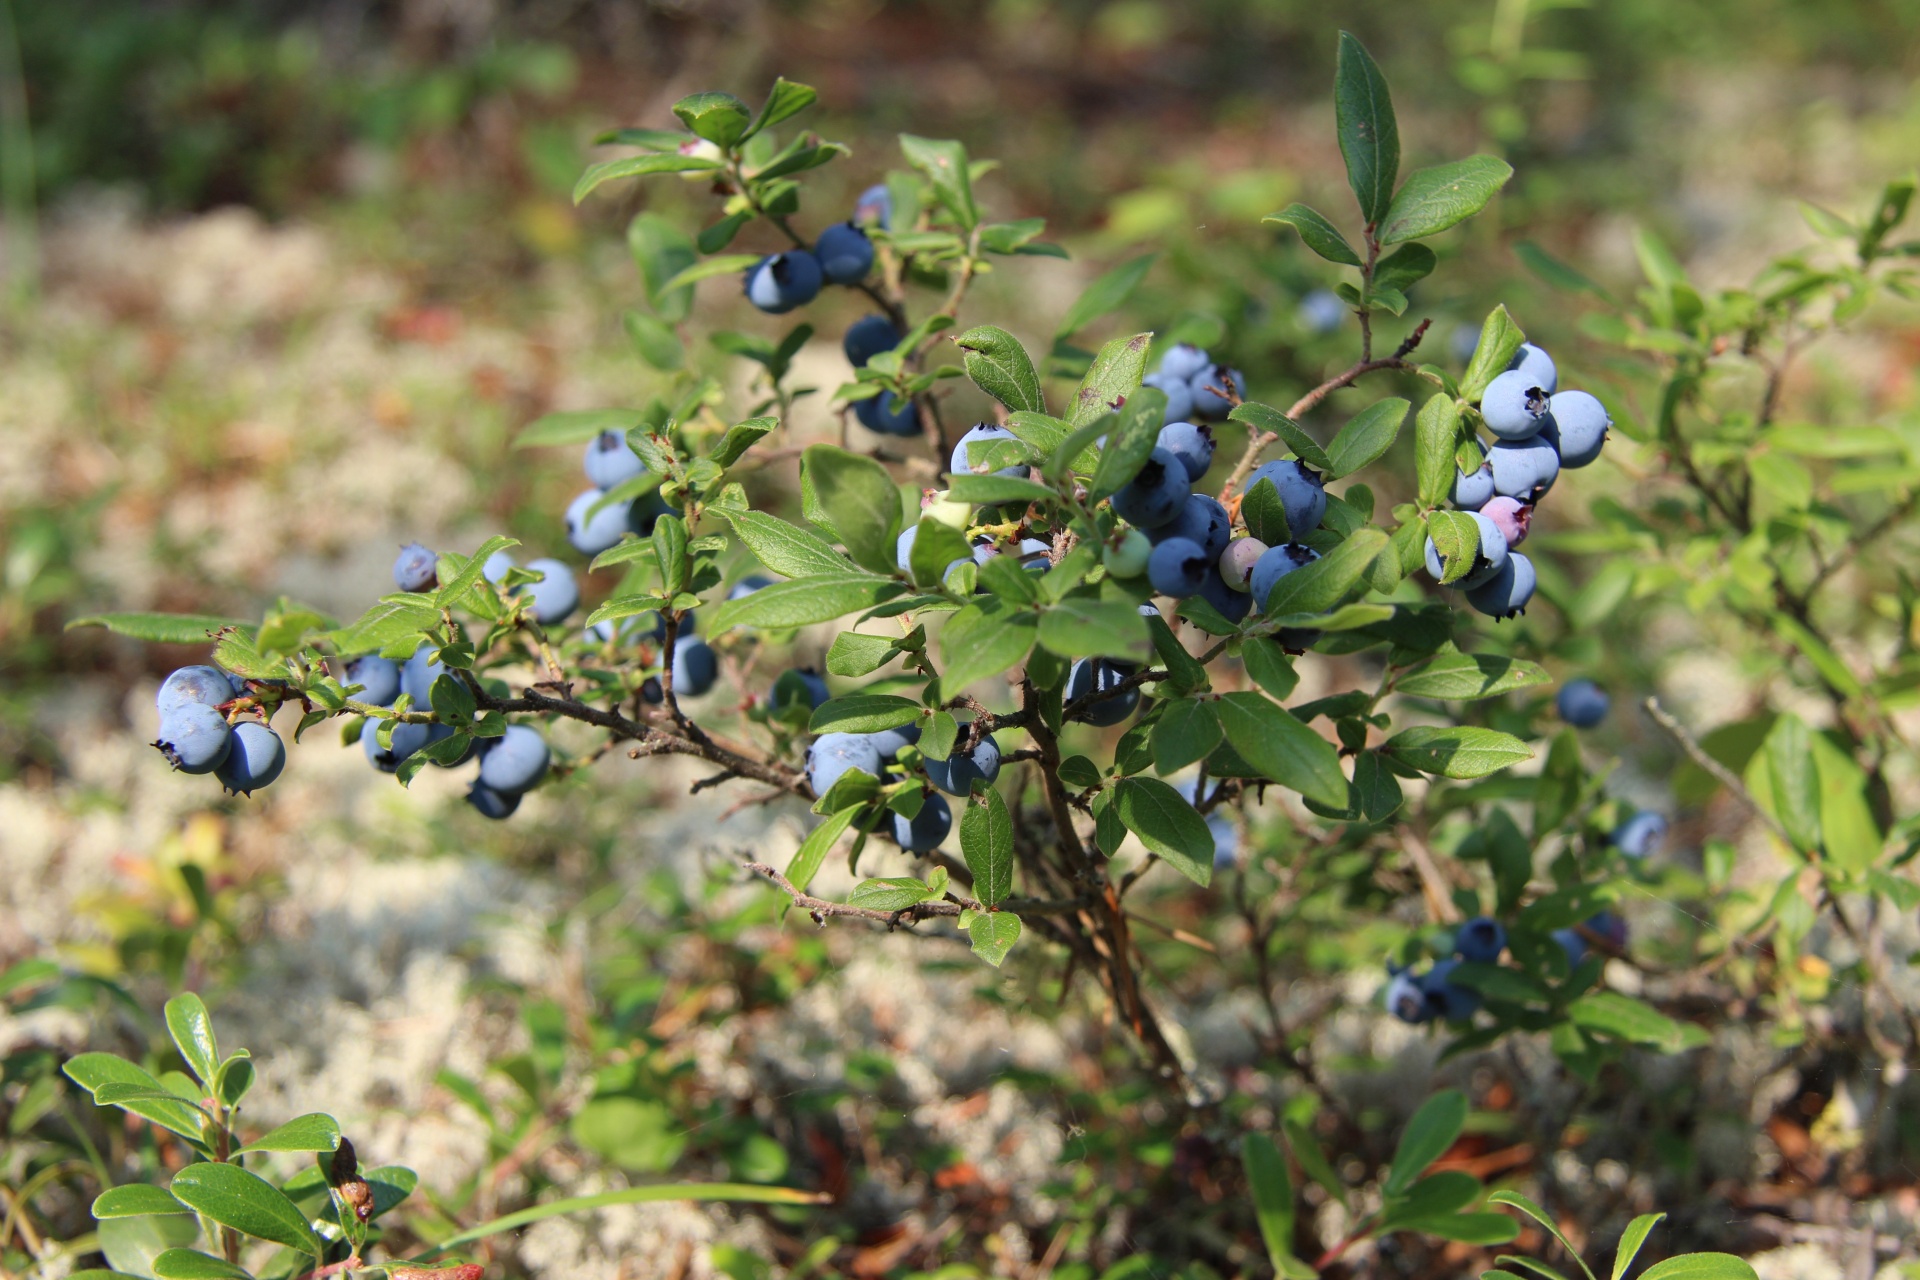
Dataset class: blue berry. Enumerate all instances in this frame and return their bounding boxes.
[393,543,437,592]
[814,221,875,284]
[1551,928,1586,966]
[157,665,234,715]
[1587,911,1628,949]
[216,722,285,795]
[466,782,520,820]
[479,725,549,794]
[925,735,1002,796]
[1147,537,1211,597]
[772,668,830,712]
[1487,435,1560,502]
[155,703,231,774]
[566,488,635,556]
[843,315,900,368]
[1017,538,1052,573]
[868,722,921,760]
[673,636,718,697]
[345,656,400,706]
[1452,463,1495,510]
[1196,565,1253,624]
[1455,917,1506,963]
[1419,960,1483,1022]
[1480,496,1532,548]
[629,490,675,538]
[1613,811,1668,859]
[523,558,579,625]
[1152,494,1231,561]
[483,549,516,583]
[1557,679,1610,728]
[950,423,1027,479]
[1065,659,1139,726]
[855,391,920,436]
[425,723,474,767]
[1249,543,1321,612]
[1142,372,1195,425]
[1297,288,1345,334]
[893,793,952,852]
[1155,421,1216,482]
[1385,971,1430,1023]
[1481,369,1551,440]
[743,250,824,314]
[1423,511,1508,588]
[1188,364,1244,420]
[364,719,429,773]
[1245,459,1327,537]
[1157,343,1211,382]
[1508,342,1557,394]
[584,431,645,489]
[401,645,444,706]
[729,575,773,600]
[1465,551,1537,620]
[854,184,892,229]
[1208,814,1239,869]
[1111,448,1191,530]
[807,732,882,795]
[1544,390,1609,468]
[1451,324,1482,365]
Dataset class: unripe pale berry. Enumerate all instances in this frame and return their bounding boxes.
[923,491,971,531]
[1103,529,1151,578]
[1218,537,1267,591]
[1480,496,1533,548]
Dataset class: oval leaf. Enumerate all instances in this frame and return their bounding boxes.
[1385,1089,1468,1195]
[1383,725,1532,779]
[236,1113,342,1155]
[1379,156,1514,245]
[809,694,922,735]
[93,1186,192,1219]
[1215,694,1347,809]
[168,1162,321,1258]
[1113,776,1215,887]
[1264,204,1361,266]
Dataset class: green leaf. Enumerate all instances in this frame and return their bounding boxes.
[1460,306,1525,401]
[672,90,752,145]
[1069,333,1153,428]
[213,1054,254,1108]
[1427,510,1481,585]
[900,134,978,229]
[163,994,218,1086]
[967,911,1022,966]
[921,710,960,763]
[63,1054,208,1144]
[168,1162,320,1258]
[1242,1134,1300,1274]
[1241,638,1300,700]
[1334,31,1399,224]
[1385,1171,1483,1225]
[1113,776,1214,886]
[1566,991,1688,1051]
[719,509,850,578]
[1400,1214,1521,1246]
[1811,731,1881,871]
[1415,393,1461,509]
[406,1187,828,1266]
[1382,725,1532,779]
[1375,242,1439,293]
[92,1185,192,1219]
[938,601,1038,700]
[707,574,895,632]
[573,152,723,204]
[1215,694,1347,808]
[1230,402,1332,473]
[787,807,861,893]
[151,1249,253,1280]
[1379,156,1514,244]
[628,212,698,320]
[1263,204,1361,265]
[711,417,777,468]
[744,76,817,139]
[513,408,644,449]
[1257,527,1389,617]
[848,877,941,911]
[802,445,906,575]
[624,309,684,371]
[954,325,1045,414]
[1487,1192,1598,1280]
[1152,699,1223,775]
[809,694,922,735]
[66,613,245,644]
[1038,597,1151,661]
[1056,254,1157,341]
[569,1096,685,1173]
[908,517,971,590]
[658,253,767,295]
[961,789,1015,907]
[235,1113,342,1155]
[1240,478,1294,546]
[1089,387,1172,500]
[1612,1214,1667,1280]
[1385,1089,1467,1195]
[946,475,1053,506]
[1325,397,1409,479]
[1397,652,1551,700]
[1284,1119,1346,1207]
[826,632,901,678]
[1637,1256,1757,1280]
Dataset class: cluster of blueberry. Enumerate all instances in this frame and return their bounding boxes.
[1386,909,1630,1025]
[565,432,675,560]
[151,667,286,796]
[742,220,876,315]
[805,726,1004,854]
[1424,342,1612,618]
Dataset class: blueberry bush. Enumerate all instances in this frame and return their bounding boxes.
[19,18,1920,1280]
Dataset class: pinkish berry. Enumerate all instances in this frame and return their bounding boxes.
[1481,496,1533,547]
[1218,538,1268,592]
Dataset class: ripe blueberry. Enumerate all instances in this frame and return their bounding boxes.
[155,703,232,774]
[1452,463,1495,511]
[673,635,719,697]
[1385,971,1430,1023]
[1147,537,1211,598]
[1544,390,1609,468]
[1465,551,1537,620]
[1155,422,1215,482]
[855,391,921,436]
[523,558,580,625]
[808,732,883,795]
[566,488,635,556]
[1613,811,1668,859]
[1419,960,1483,1022]
[950,423,1028,479]
[743,249,824,314]
[843,314,900,368]
[925,734,1002,796]
[483,549,516,583]
[1207,813,1239,870]
[1218,537,1267,592]
[1188,364,1245,420]
[584,431,645,489]
[893,793,952,852]
[157,665,234,715]
[1197,565,1254,624]
[868,722,922,760]
[854,183,892,229]
[216,722,285,795]
[466,782,520,820]
[814,221,875,284]
[1065,659,1140,726]
[479,725,549,795]
[1249,543,1321,612]
[1455,917,1506,963]
[1508,342,1557,394]
[1245,459,1327,536]
[1297,288,1346,334]
[1156,343,1211,383]
[1556,679,1610,728]
[345,655,401,706]
[1142,372,1195,425]
[1153,494,1231,561]
[392,543,438,593]
[1111,448,1191,530]
[1480,369,1551,441]
[729,575,773,600]
[1487,435,1560,502]
[1424,511,1508,587]
[772,668,830,713]
[364,719,429,772]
